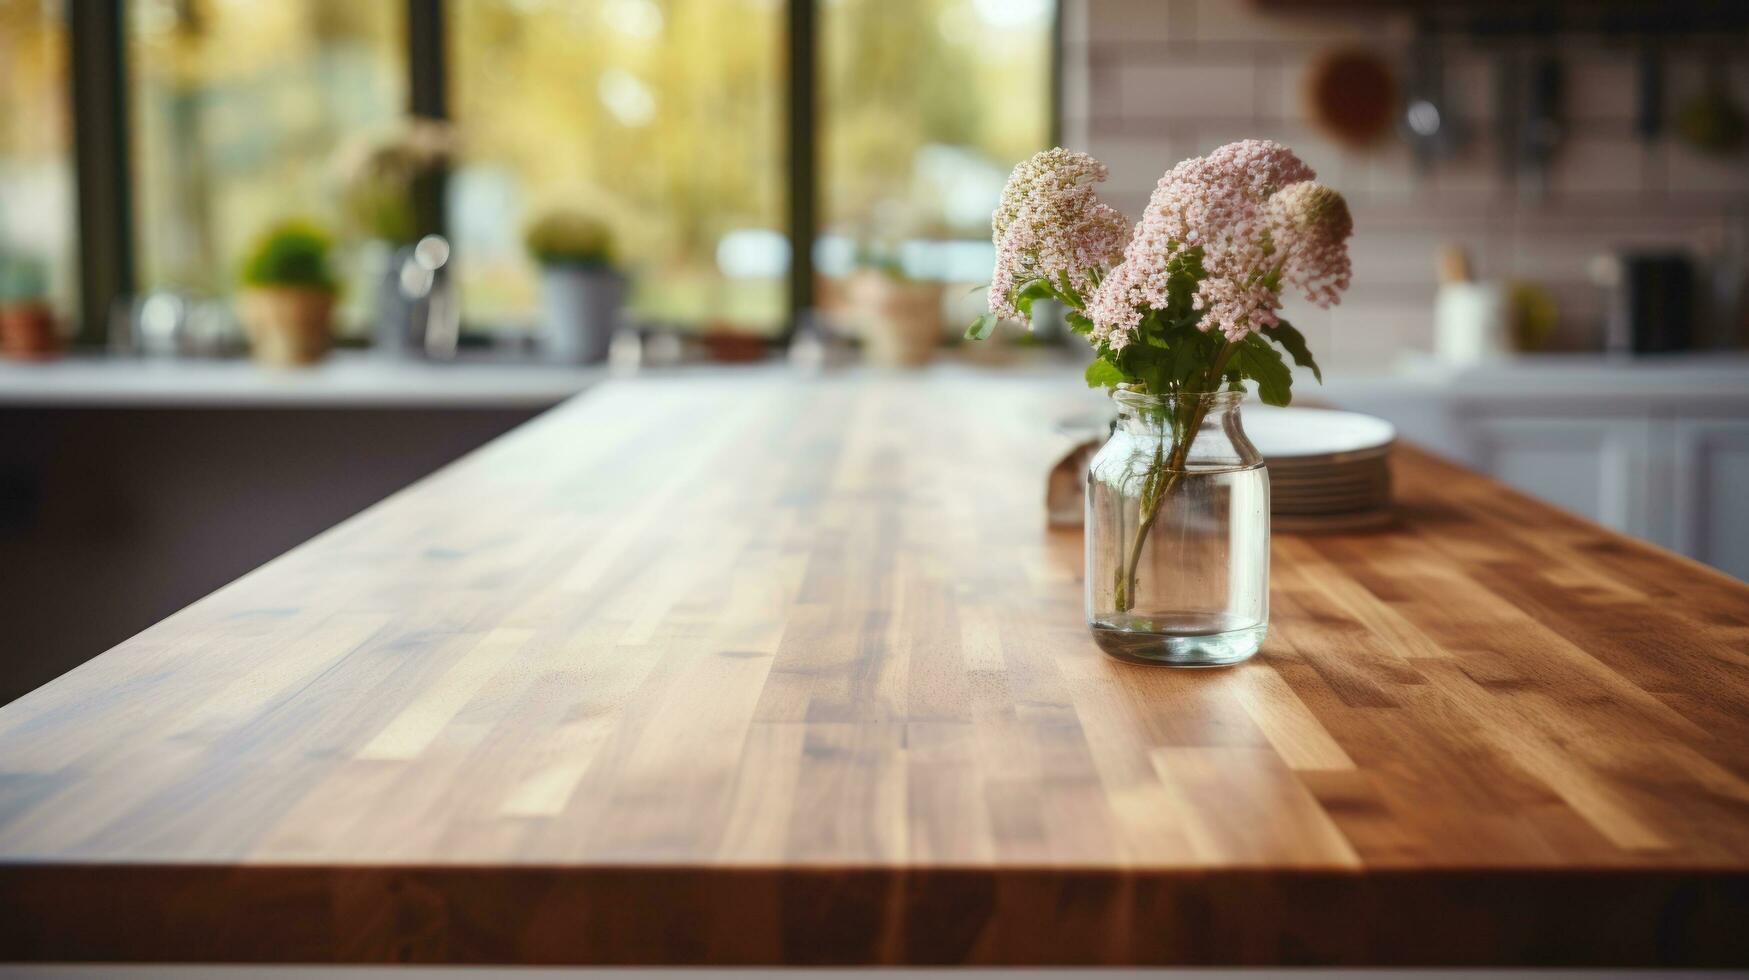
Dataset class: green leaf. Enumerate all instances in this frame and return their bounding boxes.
[1116,342,1174,395]
[1264,320,1322,383]
[965,313,997,341]
[1167,331,1216,389]
[1236,334,1293,406]
[1084,357,1126,389]
[1014,278,1054,317]
[1065,312,1093,336]
[1175,246,1205,280]
[1132,309,1169,347]
[1163,247,1205,321]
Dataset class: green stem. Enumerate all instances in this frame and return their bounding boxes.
[1112,339,1240,614]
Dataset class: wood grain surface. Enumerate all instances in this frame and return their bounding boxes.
[1,369,1746,966]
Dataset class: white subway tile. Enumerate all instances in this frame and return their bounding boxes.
[1346,229,1450,286]
[1192,0,1406,43]
[1273,51,1314,126]
[1666,143,1749,196]
[1327,304,1431,369]
[1441,48,1496,127]
[1566,56,1638,123]
[1089,51,1125,111]
[1086,134,1180,206]
[1176,123,1307,160]
[1119,62,1257,121]
[1254,58,1286,121]
[1499,233,1619,286]
[1429,142,1509,204]
[1550,137,1648,196]
[1346,141,1423,205]
[1086,0,1177,43]
[1294,133,1347,186]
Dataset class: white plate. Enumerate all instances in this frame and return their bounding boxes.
[1243,405,1396,461]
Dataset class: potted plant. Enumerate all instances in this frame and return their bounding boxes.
[843,249,944,367]
[238,220,341,367]
[525,208,625,364]
[0,251,58,359]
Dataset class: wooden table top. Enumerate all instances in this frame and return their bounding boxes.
[2,369,1747,967]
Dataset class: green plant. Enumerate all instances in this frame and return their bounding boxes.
[343,169,418,245]
[337,118,455,244]
[525,209,615,268]
[239,221,340,293]
[0,251,49,305]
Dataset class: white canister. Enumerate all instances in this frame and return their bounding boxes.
[539,266,626,364]
[1434,281,1509,365]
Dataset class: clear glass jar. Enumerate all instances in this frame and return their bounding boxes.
[1085,387,1269,666]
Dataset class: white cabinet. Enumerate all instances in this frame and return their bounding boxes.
[1323,355,1749,582]
[1673,419,1749,580]
[1464,413,1749,580]
[1469,417,1654,539]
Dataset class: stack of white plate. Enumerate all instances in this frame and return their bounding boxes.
[1244,405,1396,532]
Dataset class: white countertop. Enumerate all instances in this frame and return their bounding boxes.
[0,353,605,408]
[3,348,1746,410]
[1323,351,1749,404]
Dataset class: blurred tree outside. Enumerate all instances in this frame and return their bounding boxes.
[821,0,1053,277]
[129,0,404,325]
[454,0,1052,335]
[0,0,77,318]
[449,0,786,333]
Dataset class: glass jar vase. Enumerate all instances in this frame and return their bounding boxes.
[1085,387,1269,666]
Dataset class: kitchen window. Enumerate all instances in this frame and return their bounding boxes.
[59,0,1060,340]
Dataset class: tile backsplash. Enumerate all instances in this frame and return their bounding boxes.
[1061,0,1749,371]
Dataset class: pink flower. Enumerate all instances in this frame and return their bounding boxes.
[989,148,1129,321]
[1089,140,1351,346]
[1267,180,1353,310]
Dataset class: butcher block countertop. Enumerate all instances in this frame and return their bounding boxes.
[2,368,1747,967]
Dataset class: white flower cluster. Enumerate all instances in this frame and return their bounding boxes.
[988,148,1130,321]
[1088,140,1352,347]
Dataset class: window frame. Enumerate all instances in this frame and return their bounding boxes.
[63,0,1061,344]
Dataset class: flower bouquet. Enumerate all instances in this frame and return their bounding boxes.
[971,141,1353,664]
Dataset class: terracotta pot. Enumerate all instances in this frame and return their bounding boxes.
[845,271,944,367]
[239,287,336,366]
[699,328,767,363]
[0,303,60,359]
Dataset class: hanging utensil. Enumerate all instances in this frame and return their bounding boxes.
[1493,49,1522,181]
[1518,51,1564,201]
[1635,41,1663,144]
[1400,18,1462,173]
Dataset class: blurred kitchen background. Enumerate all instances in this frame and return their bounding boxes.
[1,0,1746,701]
